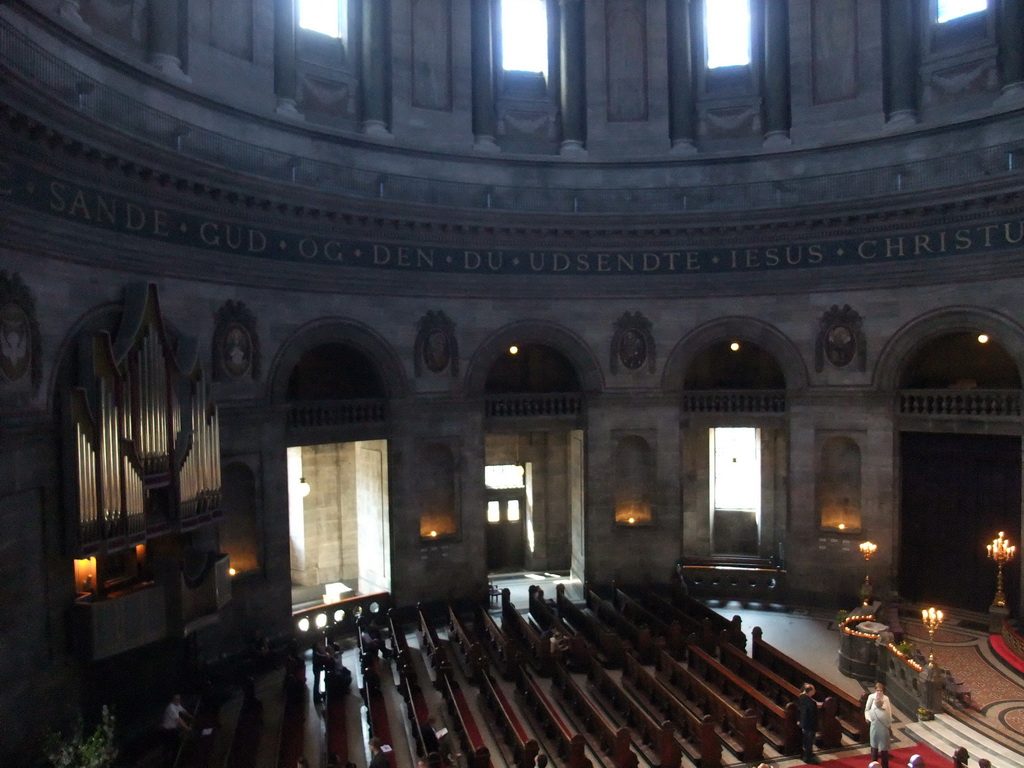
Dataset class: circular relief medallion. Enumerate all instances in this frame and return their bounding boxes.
[825,323,856,368]
[423,328,451,373]
[618,328,647,370]
[0,302,31,382]
[222,322,252,378]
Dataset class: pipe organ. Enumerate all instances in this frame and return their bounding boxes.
[65,284,222,556]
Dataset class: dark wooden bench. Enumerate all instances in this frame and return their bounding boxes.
[578,644,682,768]
[621,651,721,768]
[556,584,628,668]
[586,587,658,665]
[614,587,687,660]
[476,603,517,680]
[515,666,593,768]
[551,660,638,768]
[751,626,867,744]
[659,648,763,763]
[478,670,540,768]
[687,643,799,754]
[501,588,553,676]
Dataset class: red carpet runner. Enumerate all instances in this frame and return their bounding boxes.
[788,743,953,767]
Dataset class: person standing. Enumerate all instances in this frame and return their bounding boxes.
[798,683,820,764]
[312,636,333,702]
[864,682,892,718]
[866,688,893,768]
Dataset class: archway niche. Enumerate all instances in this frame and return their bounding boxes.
[285,342,391,603]
[898,331,1021,612]
[680,338,787,562]
[482,343,582,576]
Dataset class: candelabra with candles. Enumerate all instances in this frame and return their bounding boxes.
[987,531,1017,609]
[859,541,877,605]
[921,607,943,667]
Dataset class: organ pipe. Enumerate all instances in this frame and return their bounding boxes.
[66,284,222,555]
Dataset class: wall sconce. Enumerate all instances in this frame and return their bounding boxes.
[298,476,311,497]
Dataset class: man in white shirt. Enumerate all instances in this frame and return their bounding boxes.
[162,693,193,732]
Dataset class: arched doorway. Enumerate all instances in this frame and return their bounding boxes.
[482,343,582,575]
[898,331,1022,611]
[680,337,789,560]
[285,342,391,604]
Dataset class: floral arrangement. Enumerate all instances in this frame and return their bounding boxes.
[44,706,117,768]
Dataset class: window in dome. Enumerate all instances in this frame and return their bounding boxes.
[705,0,751,69]
[501,0,549,76]
[298,0,348,39]
[935,0,987,23]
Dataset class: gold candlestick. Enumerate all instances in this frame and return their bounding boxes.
[921,607,943,667]
[859,541,877,606]
[987,531,1017,608]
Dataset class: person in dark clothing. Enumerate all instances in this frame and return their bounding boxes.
[798,683,820,764]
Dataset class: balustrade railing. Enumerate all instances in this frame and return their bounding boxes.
[897,389,1021,418]
[485,393,584,418]
[287,399,387,429]
[681,390,787,414]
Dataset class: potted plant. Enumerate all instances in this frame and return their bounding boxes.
[44,706,117,768]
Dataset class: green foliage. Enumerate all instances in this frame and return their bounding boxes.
[835,609,849,625]
[896,640,914,657]
[44,706,117,768]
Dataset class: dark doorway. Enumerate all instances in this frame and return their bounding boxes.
[486,491,526,572]
[899,432,1021,611]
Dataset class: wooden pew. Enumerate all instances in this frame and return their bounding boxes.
[501,588,553,676]
[438,670,493,768]
[389,609,430,756]
[586,587,658,665]
[448,603,488,683]
[614,587,687,660]
[751,626,868,744]
[476,603,517,681]
[478,670,540,768]
[556,584,628,668]
[551,659,638,768]
[417,604,491,768]
[634,586,727,655]
[578,645,682,768]
[686,643,800,754]
[621,651,721,768]
[666,583,747,650]
[658,649,763,764]
[515,667,593,768]
[359,626,398,768]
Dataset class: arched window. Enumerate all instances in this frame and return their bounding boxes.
[935,0,987,23]
[298,0,348,39]
[705,0,751,68]
[501,0,549,76]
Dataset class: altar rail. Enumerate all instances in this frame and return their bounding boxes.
[897,390,1021,419]
[681,559,788,603]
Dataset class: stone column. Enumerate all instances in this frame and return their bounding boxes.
[361,0,392,137]
[883,0,917,126]
[762,0,791,147]
[148,0,189,81]
[996,0,1024,105]
[273,0,302,118]
[666,0,697,153]
[559,0,586,156]
[471,0,499,151]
